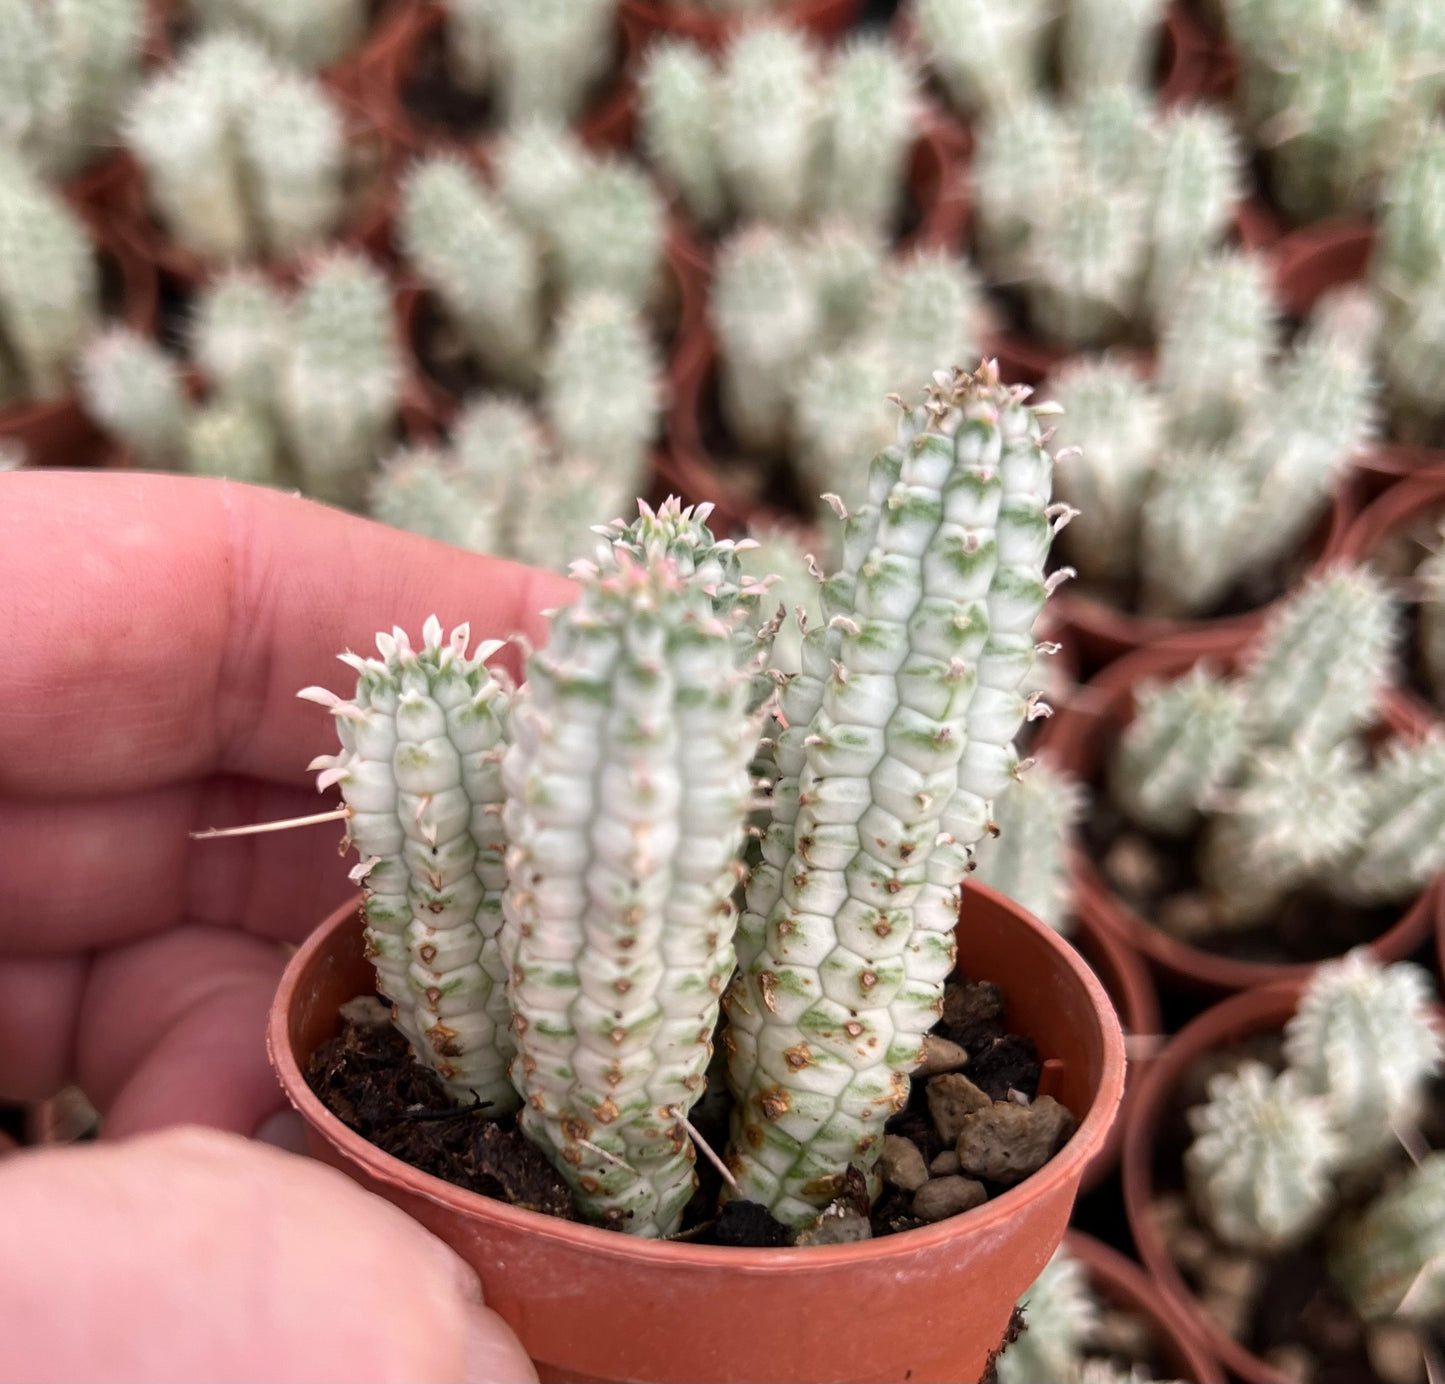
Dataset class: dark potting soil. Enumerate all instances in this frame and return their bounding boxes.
[1153,1051,1445,1384]
[306,976,1070,1247]
[400,24,494,137]
[1085,782,1401,968]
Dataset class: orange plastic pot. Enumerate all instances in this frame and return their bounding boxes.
[2,221,159,468]
[618,0,863,58]
[1048,481,1357,668]
[1061,1232,1224,1384]
[1037,626,1442,995]
[269,882,1126,1384]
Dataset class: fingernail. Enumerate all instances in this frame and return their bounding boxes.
[462,1303,539,1384]
[253,1109,308,1154]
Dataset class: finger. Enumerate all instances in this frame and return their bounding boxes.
[0,952,87,1100]
[0,1127,539,1383]
[1,471,576,800]
[0,777,352,955]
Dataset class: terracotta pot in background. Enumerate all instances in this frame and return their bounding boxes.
[270,883,1126,1384]
[1157,1,1221,107]
[1272,216,1374,320]
[1049,480,1356,670]
[2,221,159,468]
[1037,627,1442,996]
[618,0,864,59]
[1062,1231,1224,1384]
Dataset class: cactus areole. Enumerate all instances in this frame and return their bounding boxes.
[298,365,1069,1237]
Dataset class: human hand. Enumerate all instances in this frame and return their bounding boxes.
[0,470,575,1381]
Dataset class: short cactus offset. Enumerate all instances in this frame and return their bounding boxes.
[0,0,145,178]
[1283,950,1444,1166]
[911,0,1052,118]
[1198,741,1369,928]
[500,546,763,1237]
[722,363,1066,1226]
[439,0,617,128]
[1330,1153,1445,1324]
[0,151,99,406]
[368,445,502,556]
[637,28,919,236]
[1058,0,1167,98]
[124,34,345,263]
[996,1245,1100,1384]
[1185,1061,1342,1252]
[1109,665,1246,838]
[301,618,519,1111]
[971,761,1086,933]
[77,328,189,466]
[190,0,366,69]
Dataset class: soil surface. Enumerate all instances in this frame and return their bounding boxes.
[1085,762,1401,968]
[1152,1048,1445,1383]
[307,974,1076,1246]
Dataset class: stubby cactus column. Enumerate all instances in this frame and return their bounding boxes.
[723,363,1064,1227]
[300,617,518,1113]
[499,550,763,1238]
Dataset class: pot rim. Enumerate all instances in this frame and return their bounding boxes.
[269,878,1127,1270]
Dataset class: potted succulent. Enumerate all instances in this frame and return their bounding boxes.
[617,0,864,57]
[0,150,157,469]
[1123,950,1445,1383]
[992,1233,1223,1383]
[1038,564,1445,994]
[257,364,1126,1382]
[1041,271,1372,664]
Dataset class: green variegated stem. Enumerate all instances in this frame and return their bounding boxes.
[500,554,761,1237]
[300,617,518,1113]
[723,363,1061,1226]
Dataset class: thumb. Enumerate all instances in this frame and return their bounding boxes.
[0,1126,537,1384]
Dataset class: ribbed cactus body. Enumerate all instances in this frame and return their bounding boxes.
[1110,665,1245,838]
[125,35,345,263]
[547,158,665,310]
[1199,742,1369,928]
[723,365,1061,1226]
[971,762,1084,933]
[184,396,281,483]
[996,1246,1100,1384]
[0,151,98,404]
[1236,566,1398,753]
[1185,1061,1342,1252]
[1330,1153,1445,1324]
[190,270,288,412]
[500,555,759,1237]
[302,618,519,1111]
[1283,951,1443,1166]
[1048,356,1163,586]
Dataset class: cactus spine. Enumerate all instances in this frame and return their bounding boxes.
[301,618,519,1111]
[722,364,1063,1226]
[500,547,761,1236]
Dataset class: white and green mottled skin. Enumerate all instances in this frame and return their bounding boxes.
[301,618,519,1113]
[500,552,762,1237]
[1283,951,1443,1167]
[1185,1061,1342,1253]
[996,1245,1100,1384]
[1331,1153,1445,1325]
[723,364,1062,1226]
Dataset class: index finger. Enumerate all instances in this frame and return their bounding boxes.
[0,471,577,799]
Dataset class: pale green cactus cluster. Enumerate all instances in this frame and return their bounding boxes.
[79,253,401,505]
[1111,566,1445,925]
[1048,263,1376,619]
[438,0,617,128]
[0,0,145,179]
[1185,950,1442,1326]
[1221,0,1444,224]
[369,297,662,574]
[124,34,347,263]
[188,0,366,69]
[722,363,1068,1226]
[996,1245,1183,1384]
[912,0,1167,117]
[972,91,1242,347]
[398,130,664,392]
[711,222,984,513]
[0,149,100,407]
[971,760,1086,934]
[1371,124,1445,444]
[1418,530,1445,707]
[638,27,919,236]
[303,364,1071,1239]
